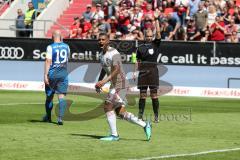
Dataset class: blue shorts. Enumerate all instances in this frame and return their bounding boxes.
[46,69,68,95]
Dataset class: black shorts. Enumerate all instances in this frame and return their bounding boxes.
[137,65,159,90]
[139,86,158,93]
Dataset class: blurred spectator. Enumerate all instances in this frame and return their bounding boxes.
[124,25,137,40]
[86,27,100,39]
[98,17,111,35]
[151,0,163,9]
[130,5,143,27]
[194,2,208,31]
[69,17,80,38]
[109,16,118,39]
[91,3,104,20]
[162,0,175,12]
[200,28,211,41]
[103,0,115,19]
[166,12,181,40]
[214,0,226,11]
[187,0,201,17]
[116,4,131,35]
[203,0,210,11]
[79,17,92,38]
[191,2,208,40]
[90,18,99,28]
[160,18,174,40]
[132,26,144,40]
[124,25,144,40]
[186,17,198,40]
[143,3,154,18]
[91,26,100,39]
[225,18,238,42]
[141,14,155,31]
[226,0,235,16]
[232,6,240,24]
[230,31,239,42]
[210,16,225,41]
[118,0,134,9]
[24,2,36,37]
[114,31,123,40]
[175,0,189,26]
[207,5,217,26]
[16,8,25,37]
[220,6,231,24]
[175,0,189,8]
[82,4,93,22]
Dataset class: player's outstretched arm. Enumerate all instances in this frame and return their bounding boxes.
[154,11,161,40]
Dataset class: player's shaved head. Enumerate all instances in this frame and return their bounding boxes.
[52,30,62,42]
[145,29,154,43]
[53,30,61,38]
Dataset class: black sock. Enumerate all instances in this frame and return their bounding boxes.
[152,98,159,118]
[138,99,146,118]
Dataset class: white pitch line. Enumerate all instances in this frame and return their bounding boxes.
[0,102,44,106]
[128,147,240,160]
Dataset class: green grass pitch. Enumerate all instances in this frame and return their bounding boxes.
[0,90,240,160]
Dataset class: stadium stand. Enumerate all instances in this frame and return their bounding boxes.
[46,0,92,38]
[0,0,14,16]
[41,0,239,42]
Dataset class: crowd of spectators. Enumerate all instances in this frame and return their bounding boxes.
[69,0,240,42]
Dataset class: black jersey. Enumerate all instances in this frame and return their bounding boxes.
[136,38,161,63]
[136,38,161,88]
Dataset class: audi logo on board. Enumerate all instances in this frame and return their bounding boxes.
[0,47,25,60]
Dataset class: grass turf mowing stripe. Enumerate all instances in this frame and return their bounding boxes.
[128,147,240,160]
[0,102,44,106]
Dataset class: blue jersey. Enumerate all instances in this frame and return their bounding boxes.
[46,42,70,94]
[46,42,70,72]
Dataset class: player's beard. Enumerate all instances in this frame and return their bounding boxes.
[101,44,109,53]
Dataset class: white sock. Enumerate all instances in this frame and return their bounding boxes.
[106,111,118,136]
[123,112,146,128]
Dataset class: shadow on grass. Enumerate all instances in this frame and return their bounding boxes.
[70,133,145,141]
[71,133,103,139]
[28,119,58,125]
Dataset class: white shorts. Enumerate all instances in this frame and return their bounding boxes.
[105,88,127,108]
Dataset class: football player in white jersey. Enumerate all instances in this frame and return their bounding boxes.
[95,33,152,141]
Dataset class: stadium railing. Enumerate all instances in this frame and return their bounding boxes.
[0,18,69,38]
[227,78,240,88]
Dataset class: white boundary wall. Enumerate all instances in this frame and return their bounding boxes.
[1,80,240,99]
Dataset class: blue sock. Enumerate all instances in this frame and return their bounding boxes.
[58,98,67,120]
[45,99,53,118]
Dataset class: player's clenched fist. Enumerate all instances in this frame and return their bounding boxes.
[95,81,104,93]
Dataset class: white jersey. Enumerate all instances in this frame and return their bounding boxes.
[99,47,128,89]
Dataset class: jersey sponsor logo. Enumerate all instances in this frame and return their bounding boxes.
[148,49,154,55]
[105,58,112,66]
[0,46,24,59]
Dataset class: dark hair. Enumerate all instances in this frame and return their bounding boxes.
[99,32,109,39]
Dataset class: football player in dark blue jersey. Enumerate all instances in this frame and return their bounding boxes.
[43,30,70,125]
